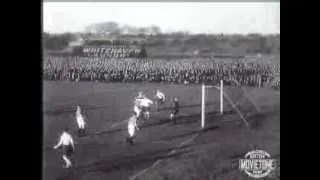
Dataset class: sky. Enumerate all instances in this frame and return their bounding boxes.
[43,2,280,35]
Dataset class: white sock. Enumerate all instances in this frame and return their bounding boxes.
[170,113,174,120]
[62,155,72,168]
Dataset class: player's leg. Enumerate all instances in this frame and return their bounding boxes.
[62,155,71,168]
[80,123,85,136]
[78,123,84,137]
[160,96,165,104]
[78,122,82,136]
[81,120,86,135]
[148,106,152,118]
[76,116,82,136]
[160,98,165,110]
[82,125,86,135]
[156,99,160,112]
[134,106,141,120]
[62,145,73,168]
[170,112,175,123]
[125,134,134,144]
[173,110,179,124]
[140,107,146,121]
[127,123,135,145]
[158,98,164,111]
[136,111,142,123]
[77,125,82,137]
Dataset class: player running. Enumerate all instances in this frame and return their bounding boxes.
[53,128,75,168]
[134,92,144,119]
[126,113,139,145]
[170,97,180,124]
[154,89,165,112]
[134,92,153,121]
[76,105,86,137]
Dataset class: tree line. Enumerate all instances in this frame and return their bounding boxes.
[43,21,280,55]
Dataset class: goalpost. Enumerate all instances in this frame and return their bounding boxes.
[201,80,223,128]
[201,80,249,129]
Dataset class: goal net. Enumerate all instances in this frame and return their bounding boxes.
[201,80,261,129]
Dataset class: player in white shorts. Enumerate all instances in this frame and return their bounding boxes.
[135,97,153,120]
[76,105,86,136]
[126,113,139,145]
[54,128,75,168]
[134,91,153,119]
[155,89,165,112]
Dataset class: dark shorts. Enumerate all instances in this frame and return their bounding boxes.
[157,98,164,104]
[62,145,74,157]
[172,109,179,115]
[141,106,151,112]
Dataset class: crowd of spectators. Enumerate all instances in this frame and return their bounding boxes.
[43,56,280,89]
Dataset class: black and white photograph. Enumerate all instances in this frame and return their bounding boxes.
[42,2,280,180]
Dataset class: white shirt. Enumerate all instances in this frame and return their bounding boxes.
[76,113,86,125]
[54,132,74,149]
[135,98,153,108]
[156,91,165,100]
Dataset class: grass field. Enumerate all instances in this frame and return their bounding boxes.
[43,81,280,180]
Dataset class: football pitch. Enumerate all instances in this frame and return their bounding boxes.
[43,81,280,180]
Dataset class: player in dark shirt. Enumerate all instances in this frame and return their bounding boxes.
[170,97,180,124]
